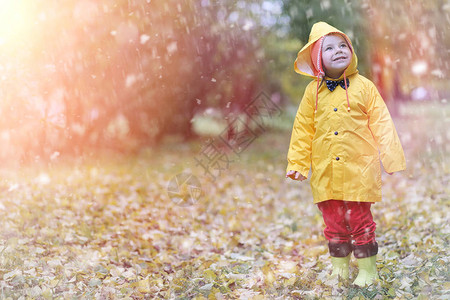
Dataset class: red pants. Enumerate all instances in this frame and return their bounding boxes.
[317,200,378,258]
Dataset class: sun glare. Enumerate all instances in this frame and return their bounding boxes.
[0,0,36,47]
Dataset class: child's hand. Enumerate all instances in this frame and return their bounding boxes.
[286,170,307,181]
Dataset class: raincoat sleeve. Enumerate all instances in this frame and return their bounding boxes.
[366,82,406,173]
[286,84,315,178]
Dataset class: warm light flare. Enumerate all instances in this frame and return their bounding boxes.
[0,0,37,47]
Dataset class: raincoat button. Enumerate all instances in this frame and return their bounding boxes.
[334,131,338,135]
[334,108,338,112]
[336,157,340,161]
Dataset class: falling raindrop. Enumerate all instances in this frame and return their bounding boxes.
[140,34,150,44]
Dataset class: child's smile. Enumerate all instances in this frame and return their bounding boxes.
[321,34,352,79]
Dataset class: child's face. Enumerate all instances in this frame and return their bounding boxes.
[321,34,352,79]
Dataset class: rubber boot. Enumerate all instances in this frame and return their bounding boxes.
[330,254,350,279]
[353,255,378,287]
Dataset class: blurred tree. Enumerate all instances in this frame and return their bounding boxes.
[279,0,448,108]
[360,0,448,106]
[136,0,269,143]
[260,32,303,103]
[0,0,276,161]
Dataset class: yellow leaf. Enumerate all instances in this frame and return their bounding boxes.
[419,271,431,284]
[3,269,20,281]
[137,278,151,293]
[50,278,60,288]
[265,271,275,285]
[208,290,218,300]
[278,261,298,273]
[388,288,396,297]
[303,245,327,258]
[109,266,122,277]
[204,269,217,282]
[285,276,296,286]
[209,289,224,300]
[42,288,53,300]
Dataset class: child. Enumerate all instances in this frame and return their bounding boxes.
[286,22,406,287]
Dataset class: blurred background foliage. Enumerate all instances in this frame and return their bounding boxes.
[0,0,447,163]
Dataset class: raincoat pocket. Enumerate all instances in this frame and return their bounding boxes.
[359,154,381,190]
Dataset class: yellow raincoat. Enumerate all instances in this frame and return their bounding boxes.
[287,22,406,204]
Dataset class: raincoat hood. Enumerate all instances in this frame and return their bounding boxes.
[294,22,358,79]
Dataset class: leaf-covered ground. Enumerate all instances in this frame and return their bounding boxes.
[0,102,448,299]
